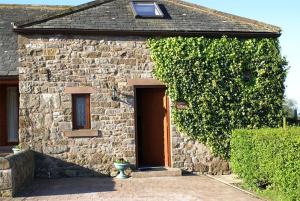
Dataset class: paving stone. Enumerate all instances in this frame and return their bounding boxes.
[13,176,261,201]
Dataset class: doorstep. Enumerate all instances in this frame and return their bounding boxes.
[131,167,182,178]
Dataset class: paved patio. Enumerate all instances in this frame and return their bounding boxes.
[2,176,261,201]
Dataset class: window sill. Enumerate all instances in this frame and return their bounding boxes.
[63,130,99,138]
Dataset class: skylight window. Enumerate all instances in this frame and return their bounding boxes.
[131,1,164,18]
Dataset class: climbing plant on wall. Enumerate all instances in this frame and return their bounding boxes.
[148,36,287,158]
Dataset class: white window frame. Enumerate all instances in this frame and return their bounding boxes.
[130,1,164,18]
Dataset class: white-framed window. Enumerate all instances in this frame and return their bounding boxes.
[131,1,164,18]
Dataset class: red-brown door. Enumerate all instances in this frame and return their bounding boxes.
[136,87,170,167]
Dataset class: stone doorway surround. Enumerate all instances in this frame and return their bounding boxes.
[128,78,171,168]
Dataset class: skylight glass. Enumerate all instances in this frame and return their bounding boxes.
[131,1,164,18]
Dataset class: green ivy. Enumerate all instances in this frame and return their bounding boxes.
[148,36,287,158]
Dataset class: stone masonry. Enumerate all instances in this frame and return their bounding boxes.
[18,34,229,178]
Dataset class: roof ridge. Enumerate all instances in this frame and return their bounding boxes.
[0,4,70,9]
[13,0,116,28]
[165,0,281,33]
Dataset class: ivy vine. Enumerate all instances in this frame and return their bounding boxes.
[148,36,287,158]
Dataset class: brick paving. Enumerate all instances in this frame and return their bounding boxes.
[1,176,261,201]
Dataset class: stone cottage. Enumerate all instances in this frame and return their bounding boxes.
[0,0,281,177]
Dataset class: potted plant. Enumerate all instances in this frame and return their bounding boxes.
[12,144,21,154]
[114,158,129,179]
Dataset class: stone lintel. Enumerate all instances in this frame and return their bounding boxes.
[64,130,99,138]
[127,78,165,86]
[64,87,96,94]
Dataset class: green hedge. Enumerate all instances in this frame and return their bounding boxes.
[148,36,287,158]
[231,128,300,201]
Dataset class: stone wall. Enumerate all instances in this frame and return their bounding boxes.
[0,157,11,197]
[18,34,229,177]
[171,125,230,174]
[0,150,35,197]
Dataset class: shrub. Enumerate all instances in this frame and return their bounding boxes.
[231,128,300,201]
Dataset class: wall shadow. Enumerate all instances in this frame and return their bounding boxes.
[33,152,109,178]
[17,151,116,197]
[18,177,116,197]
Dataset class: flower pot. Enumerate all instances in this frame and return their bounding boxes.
[114,162,129,179]
[12,148,21,154]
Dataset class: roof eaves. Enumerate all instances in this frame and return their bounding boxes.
[166,0,281,34]
[12,0,116,29]
[13,27,281,38]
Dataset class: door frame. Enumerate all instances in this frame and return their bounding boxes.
[134,85,171,168]
[0,78,19,146]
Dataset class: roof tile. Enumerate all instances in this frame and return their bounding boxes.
[0,4,69,75]
[13,0,281,36]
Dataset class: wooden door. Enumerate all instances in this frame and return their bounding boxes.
[136,87,170,167]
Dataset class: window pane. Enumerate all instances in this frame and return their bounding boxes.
[75,96,86,128]
[133,2,162,16]
[6,87,18,142]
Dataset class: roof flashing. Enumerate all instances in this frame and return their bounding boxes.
[130,1,164,18]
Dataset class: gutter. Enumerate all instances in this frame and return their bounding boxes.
[12,27,281,38]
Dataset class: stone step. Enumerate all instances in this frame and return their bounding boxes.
[131,167,182,178]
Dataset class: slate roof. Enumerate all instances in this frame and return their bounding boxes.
[13,0,281,37]
[0,4,69,76]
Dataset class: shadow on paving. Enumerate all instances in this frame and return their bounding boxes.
[18,177,116,197]
[16,152,116,197]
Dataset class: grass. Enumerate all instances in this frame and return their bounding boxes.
[257,188,290,201]
[231,177,290,201]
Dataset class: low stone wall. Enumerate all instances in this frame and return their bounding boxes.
[0,150,35,197]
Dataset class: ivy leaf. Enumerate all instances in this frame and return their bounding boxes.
[148,36,287,159]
